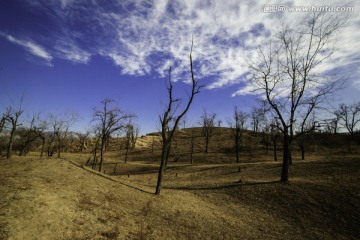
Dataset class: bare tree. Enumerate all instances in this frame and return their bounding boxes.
[33,117,48,158]
[17,115,42,156]
[155,40,202,195]
[331,110,342,134]
[0,108,11,156]
[296,114,316,160]
[181,116,188,130]
[200,110,216,153]
[6,99,24,159]
[45,128,57,157]
[228,106,248,164]
[250,107,265,133]
[261,124,272,155]
[88,126,102,168]
[76,131,90,153]
[270,120,281,161]
[189,128,197,164]
[48,112,77,158]
[123,122,139,163]
[0,108,11,133]
[339,102,360,136]
[249,13,345,181]
[92,98,133,172]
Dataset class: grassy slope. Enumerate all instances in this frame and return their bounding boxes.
[1,154,359,239]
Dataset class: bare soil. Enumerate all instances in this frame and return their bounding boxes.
[1,152,359,239]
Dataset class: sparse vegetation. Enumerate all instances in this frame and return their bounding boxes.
[0,131,359,239]
[0,11,359,240]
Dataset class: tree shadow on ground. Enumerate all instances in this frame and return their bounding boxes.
[164,180,282,191]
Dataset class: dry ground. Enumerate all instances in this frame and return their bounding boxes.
[1,152,360,239]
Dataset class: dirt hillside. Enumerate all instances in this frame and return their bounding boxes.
[1,154,360,239]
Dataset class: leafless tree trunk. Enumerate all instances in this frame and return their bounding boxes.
[181,116,188,130]
[228,106,247,164]
[76,131,90,153]
[17,115,42,156]
[124,122,139,163]
[339,102,360,137]
[6,98,24,159]
[0,108,11,156]
[155,39,202,195]
[0,108,11,133]
[189,128,196,164]
[296,116,316,160]
[331,110,342,134]
[92,98,134,172]
[48,112,76,158]
[261,126,271,155]
[249,12,345,181]
[270,122,280,161]
[250,107,265,133]
[200,110,216,153]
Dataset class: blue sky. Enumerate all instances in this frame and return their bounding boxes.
[0,0,359,134]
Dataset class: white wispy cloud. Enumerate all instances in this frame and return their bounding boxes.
[10,0,360,95]
[54,39,91,64]
[59,0,75,9]
[0,32,53,64]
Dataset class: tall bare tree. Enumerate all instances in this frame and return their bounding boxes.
[249,13,345,181]
[200,110,216,153]
[228,106,248,164]
[92,98,133,172]
[339,102,360,136]
[155,40,202,195]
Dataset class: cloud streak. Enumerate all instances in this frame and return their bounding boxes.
[4,0,360,95]
[0,32,53,64]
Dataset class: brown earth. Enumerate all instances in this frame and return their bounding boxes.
[1,151,360,239]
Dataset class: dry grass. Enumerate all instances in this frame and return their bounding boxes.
[1,129,360,239]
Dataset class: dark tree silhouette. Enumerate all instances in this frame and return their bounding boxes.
[155,40,202,195]
[339,102,360,136]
